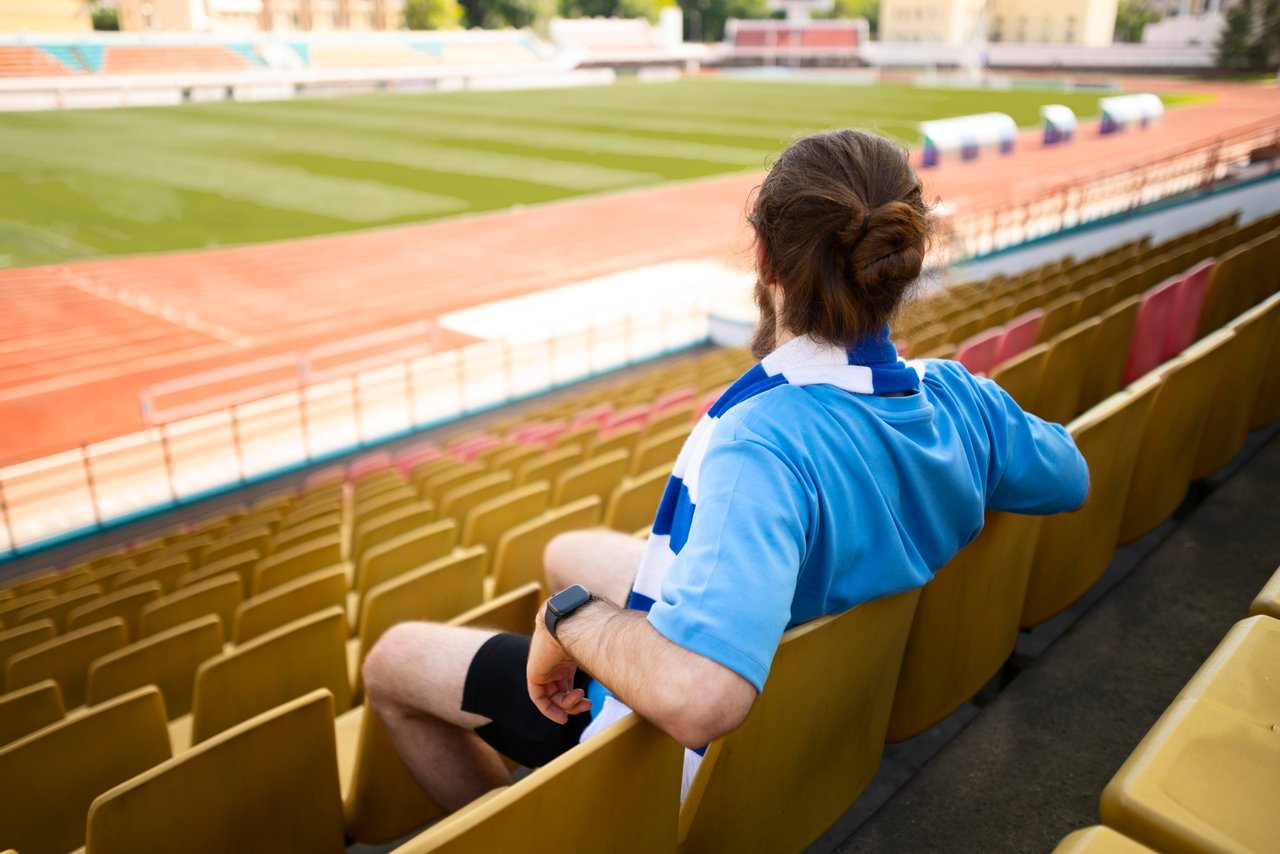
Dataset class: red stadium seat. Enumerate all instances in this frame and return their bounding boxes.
[994,310,1044,366]
[1163,260,1214,361]
[954,327,1003,375]
[1124,278,1181,384]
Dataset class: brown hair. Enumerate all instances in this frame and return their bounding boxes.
[748,129,933,350]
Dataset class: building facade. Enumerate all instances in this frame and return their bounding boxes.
[0,0,92,32]
[880,0,1119,46]
[116,0,406,32]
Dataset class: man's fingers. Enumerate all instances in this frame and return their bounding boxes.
[530,688,569,724]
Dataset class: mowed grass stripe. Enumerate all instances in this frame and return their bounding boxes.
[0,123,466,223]
[55,106,662,193]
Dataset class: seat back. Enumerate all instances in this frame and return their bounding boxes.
[16,584,103,632]
[0,589,56,628]
[1037,292,1084,342]
[1078,296,1141,411]
[680,588,921,852]
[1195,241,1250,338]
[589,425,643,459]
[177,548,260,593]
[631,425,690,476]
[1021,382,1158,627]
[553,449,629,506]
[0,619,56,693]
[272,515,343,556]
[253,535,344,595]
[887,510,1043,742]
[1163,259,1214,360]
[193,607,351,744]
[954,327,1003,375]
[1035,317,1101,425]
[0,679,64,748]
[988,342,1049,412]
[85,690,345,854]
[605,465,672,534]
[232,565,347,646]
[461,482,552,559]
[352,503,430,568]
[354,519,457,603]
[993,309,1044,365]
[1193,293,1280,479]
[1119,329,1234,544]
[0,686,170,854]
[396,715,682,854]
[112,558,187,595]
[352,548,486,697]
[490,498,602,599]
[202,526,272,566]
[1124,277,1181,384]
[86,615,224,719]
[6,618,129,708]
[140,573,242,638]
[67,581,162,639]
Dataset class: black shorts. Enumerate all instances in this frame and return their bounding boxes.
[461,632,592,768]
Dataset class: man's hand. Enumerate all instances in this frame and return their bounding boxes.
[527,606,592,724]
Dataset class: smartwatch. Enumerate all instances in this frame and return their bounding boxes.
[545,584,594,640]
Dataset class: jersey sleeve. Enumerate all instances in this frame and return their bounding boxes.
[970,373,1090,514]
[645,433,809,693]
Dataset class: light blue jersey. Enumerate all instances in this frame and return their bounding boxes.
[643,357,1088,691]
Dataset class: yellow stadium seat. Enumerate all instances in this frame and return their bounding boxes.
[1022,384,1158,628]
[85,690,345,854]
[6,570,61,598]
[53,565,94,593]
[887,511,1042,742]
[553,425,598,451]
[114,554,190,592]
[1035,317,1101,424]
[554,449,629,506]
[516,444,584,487]
[6,617,128,708]
[184,608,351,749]
[67,581,162,639]
[0,619,56,693]
[605,465,671,534]
[488,497,602,600]
[1196,240,1253,338]
[679,588,921,853]
[631,425,690,476]
[1175,615,1279,719]
[1078,296,1141,412]
[989,343,1048,410]
[15,584,103,632]
[393,715,681,854]
[486,444,545,476]
[439,472,513,525]
[589,425,643,460]
[0,589,56,628]
[461,482,551,565]
[252,534,344,595]
[353,503,433,566]
[350,547,486,700]
[0,679,64,748]
[1193,293,1280,479]
[1052,826,1157,853]
[409,456,467,494]
[272,515,343,556]
[0,686,170,854]
[339,583,543,843]
[353,518,457,606]
[422,463,485,506]
[140,573,242,639]
[232,566,348,645]
[1100,698,1279,854]
[86,615,224,719]
[1249,565,1280,620]
[177,548,260,592]
[1119,329,1234,545]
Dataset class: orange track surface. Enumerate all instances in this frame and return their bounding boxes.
[1,81,1276,463]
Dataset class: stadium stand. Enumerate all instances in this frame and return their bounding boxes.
[0,208,1278,849]
[0,45,77,76]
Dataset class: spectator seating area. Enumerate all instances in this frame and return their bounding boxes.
[0,33,549,78]
[1,213,1278,852]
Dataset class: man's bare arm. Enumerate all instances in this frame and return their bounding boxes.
[527,597,757,749]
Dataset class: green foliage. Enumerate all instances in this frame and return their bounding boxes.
[461,0,556,28]
[1217,0,1280,70]
[404,0,463,29]
[558,0,669,21]
[1112,0,1161,43]
[814,0,878,37]
[679,0,769,42]
[90,3,119,31]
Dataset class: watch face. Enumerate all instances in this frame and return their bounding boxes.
[549,584,592,616]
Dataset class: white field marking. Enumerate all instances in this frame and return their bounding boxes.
[58,267,255,348]
[435,259,755,343]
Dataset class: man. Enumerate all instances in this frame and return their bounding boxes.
[362,129,1089,811]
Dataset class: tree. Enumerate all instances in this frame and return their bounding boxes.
[404,0,463,28]
[559,0,671,22]
[1217,0,1280,70]
[815,0,878,38]
[88,1,119,30]
[461,0,555,28]
[1113,0,1161,43]
[680,0,769,42]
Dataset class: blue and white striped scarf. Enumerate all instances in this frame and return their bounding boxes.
[579,326,923,796]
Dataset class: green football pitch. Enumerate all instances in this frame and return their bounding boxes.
[0,78,1199,268]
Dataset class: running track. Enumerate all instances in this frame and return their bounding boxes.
[2,81,1277,462]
